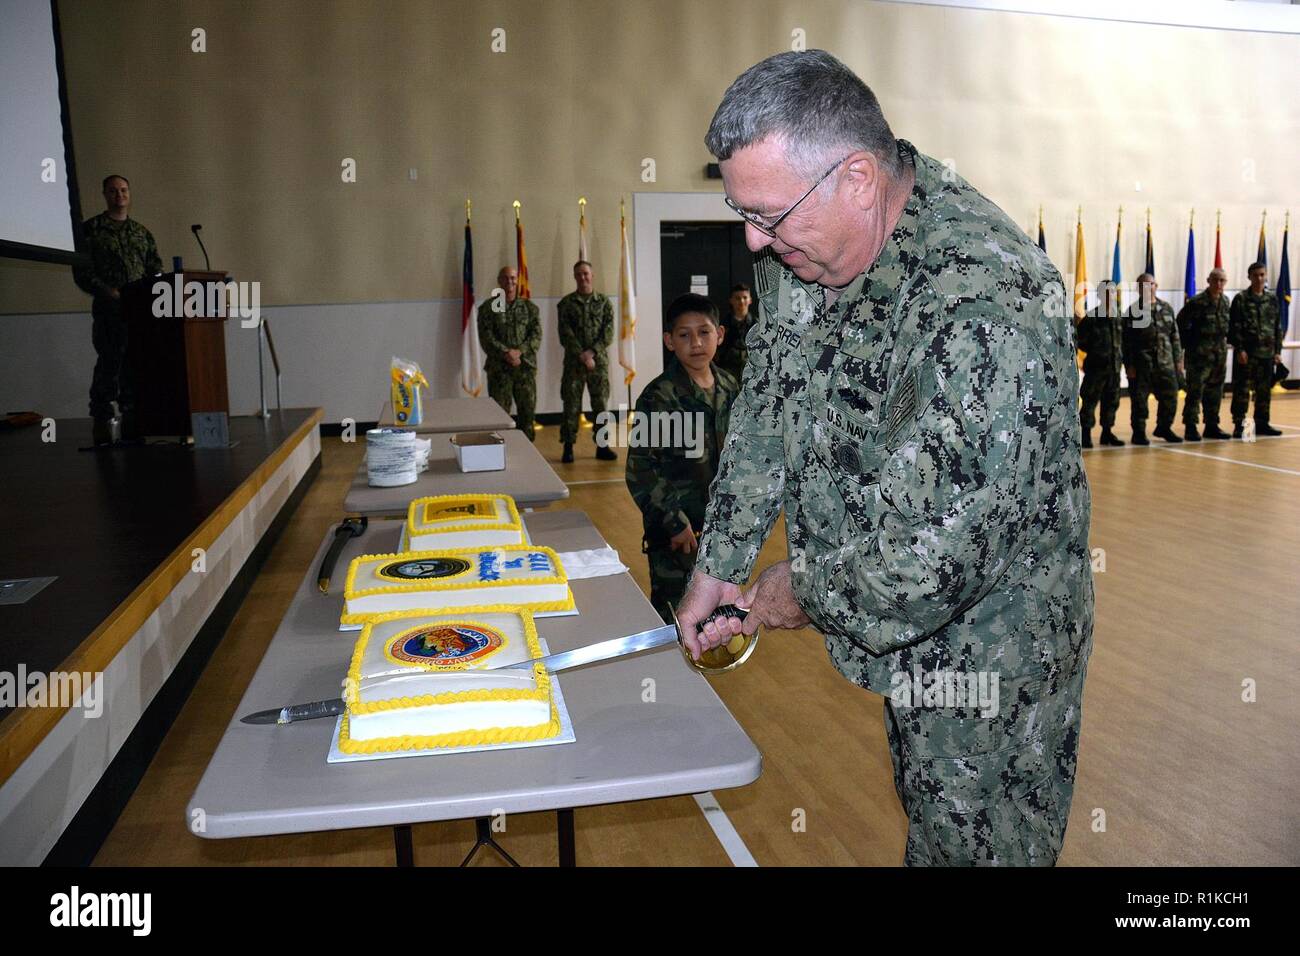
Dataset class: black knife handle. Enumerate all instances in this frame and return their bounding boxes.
[280,698,346,723]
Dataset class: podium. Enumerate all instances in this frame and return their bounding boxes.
[123,271,231,444]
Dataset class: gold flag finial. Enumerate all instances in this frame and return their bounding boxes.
[1190,208,1195,228]
[579,196,587,208]
[1077,205,1082,224]
[1216,208,1221,228]
[465,198,471,222]
[513,199,521,221]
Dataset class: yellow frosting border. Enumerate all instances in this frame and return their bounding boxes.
[339,607,563,751]
[345,544,567,596]
[405,494,523,538]
[380,620,509,670]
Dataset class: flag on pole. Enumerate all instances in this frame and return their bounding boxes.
[1184,212,1197,303]
[1214,209,1223,270]
[1111,208,1123,311]
[1257,211,1267,266]
[1278,213,1291,337]
[1037,206,1046,253]
[460,202,483,397]
[578,197,589,263]
[514,200,531,299]
[1144,209,1155,279]
[1073,209,1088,320]
[618,199,637,387]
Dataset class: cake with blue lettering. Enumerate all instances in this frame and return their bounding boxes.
[338,608,560,753]
[341,545,573,624]
[400,493,525,551]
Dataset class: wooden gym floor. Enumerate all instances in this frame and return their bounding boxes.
[94,393,1300,866]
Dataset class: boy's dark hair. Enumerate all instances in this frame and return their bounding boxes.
[1248,261,1266,275]
[730,282,750,294]
[665,293,719,330]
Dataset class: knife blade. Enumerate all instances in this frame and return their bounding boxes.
[318,516,367,592]
[240,697,345,725]
[486,604,750,673]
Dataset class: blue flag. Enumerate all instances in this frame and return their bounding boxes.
[1184,223,1197,303]
[1278,226,1291,338]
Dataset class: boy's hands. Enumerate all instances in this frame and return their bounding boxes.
[669,525,698,554]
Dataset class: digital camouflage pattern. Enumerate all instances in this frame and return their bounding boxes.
[1177,291,1231,429]
[1076,300,1124,431]
[557,291,615,444]
[625,358,740,622]
[1123,297,1182,432]
[72,212,163,420]
[477,296,542,438]
[695,140,1094,866]
[1228,290,1282,425]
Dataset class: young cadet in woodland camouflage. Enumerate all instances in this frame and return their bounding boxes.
[71,174,162,446]
[557,260,617,462]
[1076,280,1125,448]
[717,283,757,381]
[477,265,541,439]
[1177,268,1233,441]
[1228,262,1283,437]
[625,294,740,622]
[1123,274,1184,444]
[679,51,1094,866]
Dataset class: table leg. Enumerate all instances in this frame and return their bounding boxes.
[393,824,414,867]
[460,817,521,867]
[557,808,575,867]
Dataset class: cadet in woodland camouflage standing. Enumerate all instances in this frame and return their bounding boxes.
[477,266,541,439]
[557,260,617,462]
[71,174,163,446]
[678,51,1094,866]
[626,294,739,622]
[717,283,757,381]
[1077,280,1125,448]
[1228,262,1283,437]
[1177,268,1233,441]
[1123,273,1184,444]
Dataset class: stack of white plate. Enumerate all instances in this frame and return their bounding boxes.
[366,428,419,487]
[414,436,432,472]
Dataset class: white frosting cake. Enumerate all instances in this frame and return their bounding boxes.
[341,545,573,624]
[339,609,559,753]
[402,493,525,551]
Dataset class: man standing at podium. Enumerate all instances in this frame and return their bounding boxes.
[72,174,162,446]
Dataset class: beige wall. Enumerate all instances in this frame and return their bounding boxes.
[1,0,1296,310]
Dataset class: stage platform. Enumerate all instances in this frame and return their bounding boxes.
[0,408,323,864]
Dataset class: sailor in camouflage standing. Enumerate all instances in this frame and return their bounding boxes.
[1176,268,1233,441]
[1228,262,1283,437]
[678,51,1094,866]
[1076,280,1125,448]
[72,174,162,446]
[477,266,541,439]
[557,261,617,462]
[717,283,757,381]
[1122,273,1184,445]
[626,294,740,622]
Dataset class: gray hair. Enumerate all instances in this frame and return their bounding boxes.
[705,50,899,182]
[1208,268,1227,281]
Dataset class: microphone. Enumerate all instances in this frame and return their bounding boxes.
[191,224,211,271]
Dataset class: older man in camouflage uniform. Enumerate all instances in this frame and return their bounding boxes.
[1123,273,1183,444]
[72,174,162,445]
[1077,280,1126,448]
[557,260,617,462]
[1177,268,1233,441]
[1228,262,1283,437]
[477,266,541,439]
[678,50,1094,866]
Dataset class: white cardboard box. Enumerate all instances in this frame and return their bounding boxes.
[450,431,506,472]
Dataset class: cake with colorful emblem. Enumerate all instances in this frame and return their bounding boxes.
[400,493,525,551]
[341,545,573,624]
[339,608,560,753]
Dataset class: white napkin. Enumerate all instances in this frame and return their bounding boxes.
[554,547,628,579]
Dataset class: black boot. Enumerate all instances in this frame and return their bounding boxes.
[1153,425,1182,444]
[1204,424,1231,440]
[1184,425,1201,442]
[92,418,113,446]
[595,445,617,461]
[1131,429,1149,446]
[1257,422,1283,437]
[1100,429,1125,447]
[1232,422,1244,439]
[1080,428,1093,449]
[561,443,574,464]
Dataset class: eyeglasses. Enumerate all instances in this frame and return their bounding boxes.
[724,154,852,238]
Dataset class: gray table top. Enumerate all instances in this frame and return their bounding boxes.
[188,510,762,838]
[345,428,569,514]
[378,397,517,434]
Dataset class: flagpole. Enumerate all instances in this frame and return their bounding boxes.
[622,196,631,413]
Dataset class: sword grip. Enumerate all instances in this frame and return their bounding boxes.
[700,604,749,628]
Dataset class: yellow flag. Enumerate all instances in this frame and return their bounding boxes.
[1074,213,1088,320]
[618,203,637,386]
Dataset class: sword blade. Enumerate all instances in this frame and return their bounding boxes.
[486,624,680,673]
